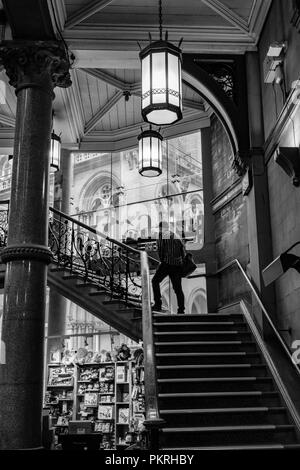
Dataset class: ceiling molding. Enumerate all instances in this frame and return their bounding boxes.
[248,0,272,43]
[80,113,210,153]
[58,68,85,142]
[84,90,124,134]
[0,128,14,152]
[0,113,15,128]
[47,0,67,32]
[65,0,114,30]
[81,69,204,111]
[200,0,249,34]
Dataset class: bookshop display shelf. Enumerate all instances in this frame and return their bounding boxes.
[44,360,145,450]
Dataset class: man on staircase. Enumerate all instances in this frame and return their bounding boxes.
[152,221,185,314]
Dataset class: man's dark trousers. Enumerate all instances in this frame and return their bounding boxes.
[152,262,185,313]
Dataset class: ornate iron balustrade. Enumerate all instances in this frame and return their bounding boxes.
[0,199,9,249]
[49,207,159,306]
[0,201,159,306]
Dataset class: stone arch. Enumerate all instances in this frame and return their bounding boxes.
[188,287,207,315]
[182,58,249,174]
[78,171,121,212]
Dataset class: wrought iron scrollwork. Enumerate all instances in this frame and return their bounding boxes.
[49,207,146,305]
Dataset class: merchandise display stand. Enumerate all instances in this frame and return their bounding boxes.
[44,355,145,450]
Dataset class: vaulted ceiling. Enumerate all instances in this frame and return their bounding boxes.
[0,0,272,153]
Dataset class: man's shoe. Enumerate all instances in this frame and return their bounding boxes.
[177,310,185,314]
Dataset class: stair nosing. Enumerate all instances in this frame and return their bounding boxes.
[155,341,254,345]
[156,352,260,357]
[158,391,279,398]
[161,424,294,433]
[160,407,286,414]
[157,364,266,370]
[158,377,272,383]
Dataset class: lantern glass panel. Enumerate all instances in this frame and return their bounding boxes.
[50,133,61,172]
[146,109,176,125]
[168,53,179,107]
[142,55,151,108]
[152,52,166,104]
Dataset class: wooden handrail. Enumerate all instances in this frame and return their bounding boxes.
[140,251,164,448]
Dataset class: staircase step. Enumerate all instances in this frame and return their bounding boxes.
[156,364,268,379]
[160,407,288,427]
[76,282,97,288]
[88,290,108,297]
[157,376,274,393]
[153,321,248,332]
[155,352,262,365]
[158,391,281,409]
[154,331,252,342]
[62,274,80,280]
[161,444,300,451]
[160,425,297,447]
[154,340,258,353]
[153,313,244,323]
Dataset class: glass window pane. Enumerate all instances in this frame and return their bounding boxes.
[152,52,166,104]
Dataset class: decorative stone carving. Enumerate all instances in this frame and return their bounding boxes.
[1,243,53,264]
[291,0,300,32]
[0,40,72,92]
[232,150,249,177]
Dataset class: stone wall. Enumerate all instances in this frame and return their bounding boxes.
[258,0,300,345]
[210,116,249,308]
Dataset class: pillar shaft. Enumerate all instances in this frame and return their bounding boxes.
[245,52,276,326]
[0,41,71,450]
[199,126,218,312]
[47,149,74,360]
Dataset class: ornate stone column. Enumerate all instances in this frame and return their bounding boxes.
[0,41,71,449]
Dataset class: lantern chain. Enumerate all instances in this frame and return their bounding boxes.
[159,0,163,40]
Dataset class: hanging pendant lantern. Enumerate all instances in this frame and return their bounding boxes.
[140,0,183,126]
[138,128,163,177]
[50,131,61,172]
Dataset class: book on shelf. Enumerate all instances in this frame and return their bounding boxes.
[116,365,126,382]
[84,392,98,407]
[95,421,114,433]
[47,366,74,387]
[98,405,114,420]
[118,407,129,424]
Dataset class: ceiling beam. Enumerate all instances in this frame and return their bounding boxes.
[82,68,129,91]
[65,0,114,30]
[84,90,124,134]
[201,0,249,34]
[0,114,15,128]
[81,70,204,111]
[182,99,205,112]
[83,68,141,95]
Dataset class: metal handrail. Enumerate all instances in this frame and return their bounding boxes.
[49,206,159,265]
[140,251,164,448]
[217,258,300,378]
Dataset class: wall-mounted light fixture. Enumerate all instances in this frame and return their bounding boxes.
[262,241,300,286]
[275,146,300,187]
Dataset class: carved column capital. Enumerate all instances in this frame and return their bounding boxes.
[232,150,250,177]
[0,40,72,94]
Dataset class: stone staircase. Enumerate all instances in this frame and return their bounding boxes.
[153,312,300,450]
[47,263,143,342]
